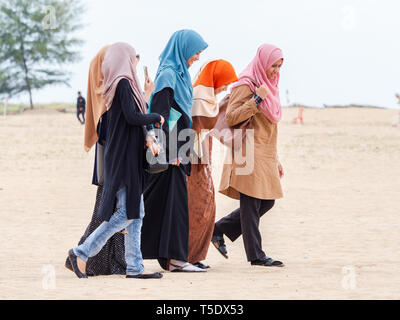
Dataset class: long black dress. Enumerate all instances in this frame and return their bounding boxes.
[65,79,160,275]
[140,87,193,266]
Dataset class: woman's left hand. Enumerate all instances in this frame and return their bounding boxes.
[154,115,164,128]
[144,77,155,93]
[278,161,284,179]
[144,77,155,102]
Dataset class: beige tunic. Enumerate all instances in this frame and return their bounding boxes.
[219,85,283,200]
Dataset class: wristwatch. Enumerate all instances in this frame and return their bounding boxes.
[253,94,263,105]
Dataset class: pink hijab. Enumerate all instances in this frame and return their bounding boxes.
[102,42,147,114]
[232,44,283,123]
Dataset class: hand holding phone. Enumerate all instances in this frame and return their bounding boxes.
[143,66,154,96]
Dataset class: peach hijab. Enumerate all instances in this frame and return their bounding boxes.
[84,43,148,152]
[84,45,110,152]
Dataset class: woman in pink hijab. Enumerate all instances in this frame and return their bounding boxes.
[212,44,285,268]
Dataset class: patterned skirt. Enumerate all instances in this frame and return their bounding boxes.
[187,162,216,264]
[65,186,126,276]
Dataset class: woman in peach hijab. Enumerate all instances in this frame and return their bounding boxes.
[65,45,155,276]
[187,59,238,269]
[67,42,164,279]
[65,45,115,275]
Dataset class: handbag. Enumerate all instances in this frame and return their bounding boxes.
[144,126,169,174]
[144,67,180,173]
[210,94,252,149]
[211,77,258,149]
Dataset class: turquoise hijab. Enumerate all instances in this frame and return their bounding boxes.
[150,30,208,127]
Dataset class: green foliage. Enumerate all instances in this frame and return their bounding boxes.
[0,0,85,108]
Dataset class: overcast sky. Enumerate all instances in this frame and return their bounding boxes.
[9,0,400,108]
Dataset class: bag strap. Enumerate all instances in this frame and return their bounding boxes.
[241,76,259,91]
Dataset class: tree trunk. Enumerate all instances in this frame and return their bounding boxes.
[28,88,33,109]
[21,51,34,109]
[18,28,34,109]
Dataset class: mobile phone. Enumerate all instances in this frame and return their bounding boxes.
[144,66,149,79]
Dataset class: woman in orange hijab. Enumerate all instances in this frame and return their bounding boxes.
[187,59,238,269]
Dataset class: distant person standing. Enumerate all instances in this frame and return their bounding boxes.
[396,94,400,126]
[77,91,86,124]
[285,89,290,106]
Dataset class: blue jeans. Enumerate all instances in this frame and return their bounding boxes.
[74,187,145,276]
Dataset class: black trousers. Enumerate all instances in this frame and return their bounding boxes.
[215,193,275,262]
[77,110,85,124]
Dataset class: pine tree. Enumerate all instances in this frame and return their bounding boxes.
[0,0,85,109]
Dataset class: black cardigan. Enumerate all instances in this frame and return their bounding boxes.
[97,79,161,221]
[149,87,193,176]
[91,110,108,186]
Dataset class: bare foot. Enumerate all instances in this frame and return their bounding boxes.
[77,256,87,274]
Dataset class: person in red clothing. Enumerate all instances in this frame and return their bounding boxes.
[293,106,304,124]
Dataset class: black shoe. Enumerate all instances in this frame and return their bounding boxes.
[211,235,228,259]
[68,249,88,278]
[193,262,210,269]
[126,272,163,279]
[65,259,73,272]
[251,257,284,267]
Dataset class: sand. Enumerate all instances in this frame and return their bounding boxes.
[0,107,399,300]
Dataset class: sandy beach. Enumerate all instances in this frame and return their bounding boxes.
[0,106,399,300]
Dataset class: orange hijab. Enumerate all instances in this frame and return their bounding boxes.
[84,45,110,152]
[193,59,238,89]
[191,60,238,160]
[192,59,238,118]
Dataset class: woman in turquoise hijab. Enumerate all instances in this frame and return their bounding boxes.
[141,30,208,272]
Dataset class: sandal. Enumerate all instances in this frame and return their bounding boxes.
[211,235,228,259]
[251,257,284,267]
[193,262,210,269]
[169,261,206,272]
